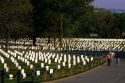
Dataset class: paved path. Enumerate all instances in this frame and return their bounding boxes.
[45,59,125,83]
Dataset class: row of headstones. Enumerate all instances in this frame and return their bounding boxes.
[1,44,55,50]
[8,50,38,79]
[9,50,75,79]
[1,38,125,51]
[61,39,125,51]
[35,38,125,51]
[27,50,93,65]
[60,38,124,51]
[0,38,125,44]
[1,45,27,49]
[0,38,32,45]
[0,38,53,49]
[0,50,13,80]
[0,49,33,78]
[0,49,54,80]
[25,51,92,70]
[0,49,28,79]
[2,50,74,78]
[23,50,94,74]
[1,49,95,80]
[5,42,124,51]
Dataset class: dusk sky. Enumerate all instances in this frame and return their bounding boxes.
[92,0,125,9]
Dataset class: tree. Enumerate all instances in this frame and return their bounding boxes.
[87,9,114,38]
[75,5,94,37]
[0,0,32,51]
[31,0,93,47]
[113,13,125,38]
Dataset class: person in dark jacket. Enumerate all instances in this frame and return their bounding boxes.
[115,52,120,66]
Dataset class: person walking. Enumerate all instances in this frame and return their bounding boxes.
[115,52,120,66]
[106,52,112,66]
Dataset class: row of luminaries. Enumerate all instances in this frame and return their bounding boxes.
[0,38,125,51]
[0,49,94,80]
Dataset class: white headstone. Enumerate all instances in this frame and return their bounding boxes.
[41,63,44,68]
[4,63,7,69]
[68,64,71,68]
[58,65,61,69]
[36,70,40,76]
[30,64,33,69]
[18,66,21,70]
[5,67,9,72]
[46,66,49,71]
[91,57,94,61]
[50,69,53,74]
[9,74,13,80]
[23,73,26,78]
[62,62,66,67]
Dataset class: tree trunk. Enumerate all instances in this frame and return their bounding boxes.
[54,33,56,48]
[47,36,50,44]
[5,25,10,52]
[32,34,36,46]
[59,15,63,48]
[5,35,9,52]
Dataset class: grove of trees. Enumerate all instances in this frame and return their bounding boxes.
[0,0,125,50]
